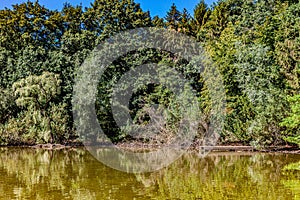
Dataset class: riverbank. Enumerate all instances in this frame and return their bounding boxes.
[116,142,300,154]
[4,142,298,154]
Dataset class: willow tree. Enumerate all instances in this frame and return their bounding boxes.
[0,72,69,144]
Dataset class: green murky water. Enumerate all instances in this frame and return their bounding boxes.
[0,147,299,200]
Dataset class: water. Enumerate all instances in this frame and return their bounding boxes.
[0,147,299,200]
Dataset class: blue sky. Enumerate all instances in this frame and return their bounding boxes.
[0,0,216,18]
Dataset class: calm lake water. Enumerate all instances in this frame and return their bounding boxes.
[0,147,299,200]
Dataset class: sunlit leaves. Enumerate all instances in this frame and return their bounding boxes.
[13,72,61,108]
[0,72,69,144]
[280,95,300,146]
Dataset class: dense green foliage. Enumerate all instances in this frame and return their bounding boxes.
[0,0,299,147]
[0,72,69,144]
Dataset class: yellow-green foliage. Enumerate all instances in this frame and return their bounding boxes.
[280,95,300,146]
[13,72,62,108]
[0,0,300,146]
[0,72,69,145]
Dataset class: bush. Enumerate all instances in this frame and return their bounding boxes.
[0,72,70,145]
[280,95,300,146]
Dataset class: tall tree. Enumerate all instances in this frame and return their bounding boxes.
[193,0,211,32]
[202,1,229,39]
[152,15,165,28]
[178,8,193,35]
[85,0,151,41]
[165,3,181,30]
[275,2,300,94]
[0,1,64,51]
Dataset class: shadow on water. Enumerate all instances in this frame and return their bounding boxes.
[0,147,299,200]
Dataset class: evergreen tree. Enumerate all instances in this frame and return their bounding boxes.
[194,0,209,26]
[85,0,151,40]
[202,1,229,39]
[275,2,300,93]
[178,8,193,35]
[165,3,182,30]
[152,15,165,28]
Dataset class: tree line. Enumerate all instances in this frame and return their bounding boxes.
[0,0,299,147]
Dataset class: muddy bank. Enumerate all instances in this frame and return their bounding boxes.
[2,142,299,154]
[116,142,300,154]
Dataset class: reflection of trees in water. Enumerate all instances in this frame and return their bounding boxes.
[135,153,300,200]
[282,161,300,199]
[0,148,299,200]
[0,148,143,200]
[0,148,95,199]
